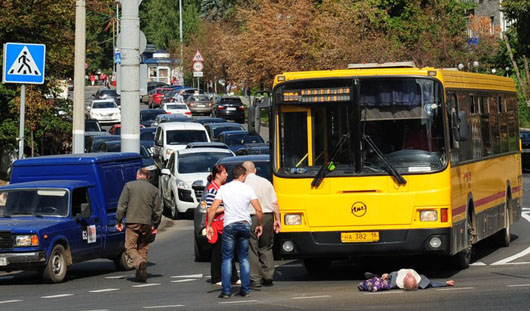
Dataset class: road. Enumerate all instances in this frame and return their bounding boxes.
[1,173,529,310]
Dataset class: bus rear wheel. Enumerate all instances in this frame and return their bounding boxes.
[495,198,511,247]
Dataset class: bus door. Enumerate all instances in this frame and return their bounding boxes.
[277,106,312,170]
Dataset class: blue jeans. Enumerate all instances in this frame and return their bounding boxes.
[222,221,251,294]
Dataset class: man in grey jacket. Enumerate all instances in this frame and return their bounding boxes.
[116,168,162,282]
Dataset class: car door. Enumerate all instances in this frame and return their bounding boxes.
[70,187,102,260]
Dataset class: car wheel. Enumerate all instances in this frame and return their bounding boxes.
[194,236,210,262]
[170,193,179,220]
[113,250,134,271]
[42,244,68,283]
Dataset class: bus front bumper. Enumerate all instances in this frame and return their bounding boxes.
[277,228,450,259]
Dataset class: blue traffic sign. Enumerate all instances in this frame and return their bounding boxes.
[2,43,46,84]
[114,51,121,64]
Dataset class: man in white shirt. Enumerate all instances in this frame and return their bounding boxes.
[242,161,281,288]
[206,165,263,299]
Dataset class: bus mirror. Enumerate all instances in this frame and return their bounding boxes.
[457,111,469,142]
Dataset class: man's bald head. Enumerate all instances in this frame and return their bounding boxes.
[242,161,256,173]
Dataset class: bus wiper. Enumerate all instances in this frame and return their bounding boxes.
[362,135,407,185]
[311,134,350,188]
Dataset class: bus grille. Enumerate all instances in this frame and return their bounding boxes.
[0,232,13,249]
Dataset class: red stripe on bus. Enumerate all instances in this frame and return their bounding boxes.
[512,186,521,193]
[453,191,506,216]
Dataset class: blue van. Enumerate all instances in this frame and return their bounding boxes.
[0,153,142,283]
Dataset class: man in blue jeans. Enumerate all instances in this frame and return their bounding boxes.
[206,165,263,299]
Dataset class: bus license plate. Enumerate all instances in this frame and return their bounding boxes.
[341,232,379,243]
[0,257,7,266]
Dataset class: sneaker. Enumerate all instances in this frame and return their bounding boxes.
[235,279,241,285]
[218,292,231,299]
[214,281,222,286]
[238,291,250,298]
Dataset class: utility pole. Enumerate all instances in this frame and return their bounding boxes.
[72,0,86,154]
[120,0,141,152]
[179,0,184,83]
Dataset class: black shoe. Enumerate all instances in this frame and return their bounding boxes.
[138,261,148,281]
[238,291,250,298]
[218,292,231,299]
[262,279,273,286]
[364,272,378,279]
[250,281,261,289]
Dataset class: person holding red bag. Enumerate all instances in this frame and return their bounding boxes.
[205,164,240,286]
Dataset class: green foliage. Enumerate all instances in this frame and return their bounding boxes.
[142,0,181,50]
[502,0,530,56]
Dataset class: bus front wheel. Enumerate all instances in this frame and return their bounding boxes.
[453,216,473,269]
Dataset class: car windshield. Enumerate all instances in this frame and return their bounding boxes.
[0,189,69,217]
[225,134,264,146]
[189,95,209,101]
[166,130,208,145]
[178,152,232,173]
[223,161,271,182]
[213,126,244,138]
[166,104,187,110]
[101,90,117,96]
[93,102,116,109]
[85,121,100,132]
[140,130,155,141]
[141,111,164,121]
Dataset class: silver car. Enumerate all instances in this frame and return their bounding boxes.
[186,94,212,116]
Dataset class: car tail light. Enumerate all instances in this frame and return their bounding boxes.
[217,106,226,110]
[166,111,171,114]
[185,111,191,115]
[189,102,194,107]
[237,106,245,111]
[209,101,212,107]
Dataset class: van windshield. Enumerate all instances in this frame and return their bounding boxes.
[166,130,208,145]
[0,189,69,217]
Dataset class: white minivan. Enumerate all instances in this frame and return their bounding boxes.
[154,122,210,164]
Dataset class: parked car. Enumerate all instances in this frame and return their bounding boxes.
[142,82,169,103]
[193,154,270,261]
[161,102,192,116]
[153,122,210,165]
[87,100,121,124]
[149,87,174,108]
[186,94,212,116]
[193,117,226,125]
[93,88,120,105]
[140,127,157,152]
[203,122,246,140]
[235,143,270,156]
[98,141,158,186]
[159,148,234,219]
[140,109,167,127]
[151,113,193,128]
[185,142,232,152]
[521,129,530,169]
[85,135,120,152]
[108,123,145,135]
[215,130,265,153]
[0,153,142,282]
[211,96,245,123]
[84,119,106,137]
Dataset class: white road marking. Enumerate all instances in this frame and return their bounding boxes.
[291,295,332,300]
[507,283,530,287]
[105,275,127,279]
[170,274,203,278]
[492,261,530,265]
[170,279,196,283]
[470,262,487,266]
[41,294,74,299]
[491,212,530,266]
[219,300,259,304]
[132,283,161,288]
[435,287,474,291]
[0,300,22,304]
[89,288,120,293]
[143,305,185,309]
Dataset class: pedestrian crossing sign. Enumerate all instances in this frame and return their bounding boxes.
[2,42,46,84]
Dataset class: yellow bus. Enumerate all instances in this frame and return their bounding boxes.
[268,62,522,270]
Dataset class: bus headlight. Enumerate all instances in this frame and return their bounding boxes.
[429,236,442,249]
[420,210,437,221]
[15,235,39,247]
[284,214,302,225]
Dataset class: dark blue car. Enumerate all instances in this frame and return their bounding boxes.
[215,130,265,153]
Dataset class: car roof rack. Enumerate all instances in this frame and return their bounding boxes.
[347,61,416,69]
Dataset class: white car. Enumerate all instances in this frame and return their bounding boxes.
[153,122,210,164]
[161,102,192,117]
[87,100,120,124]
[159,148,235,219]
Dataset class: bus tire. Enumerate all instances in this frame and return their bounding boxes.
[42,244,68,283]
[303,258,331,274]
[453,216,473,269]
[495,198,511,247]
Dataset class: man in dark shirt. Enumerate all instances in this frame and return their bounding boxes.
[116,168,162,282]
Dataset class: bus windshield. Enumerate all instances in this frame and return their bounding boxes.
[274,77,446,177]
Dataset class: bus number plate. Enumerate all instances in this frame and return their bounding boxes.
[0,257,7,266]
[341,232,379,243]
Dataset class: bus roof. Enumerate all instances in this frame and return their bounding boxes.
[273,67,516,93]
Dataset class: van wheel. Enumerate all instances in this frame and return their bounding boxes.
[303,258,331,274]
[114,250,134,271]
[495,198,511,247]
[42,244,68,283]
